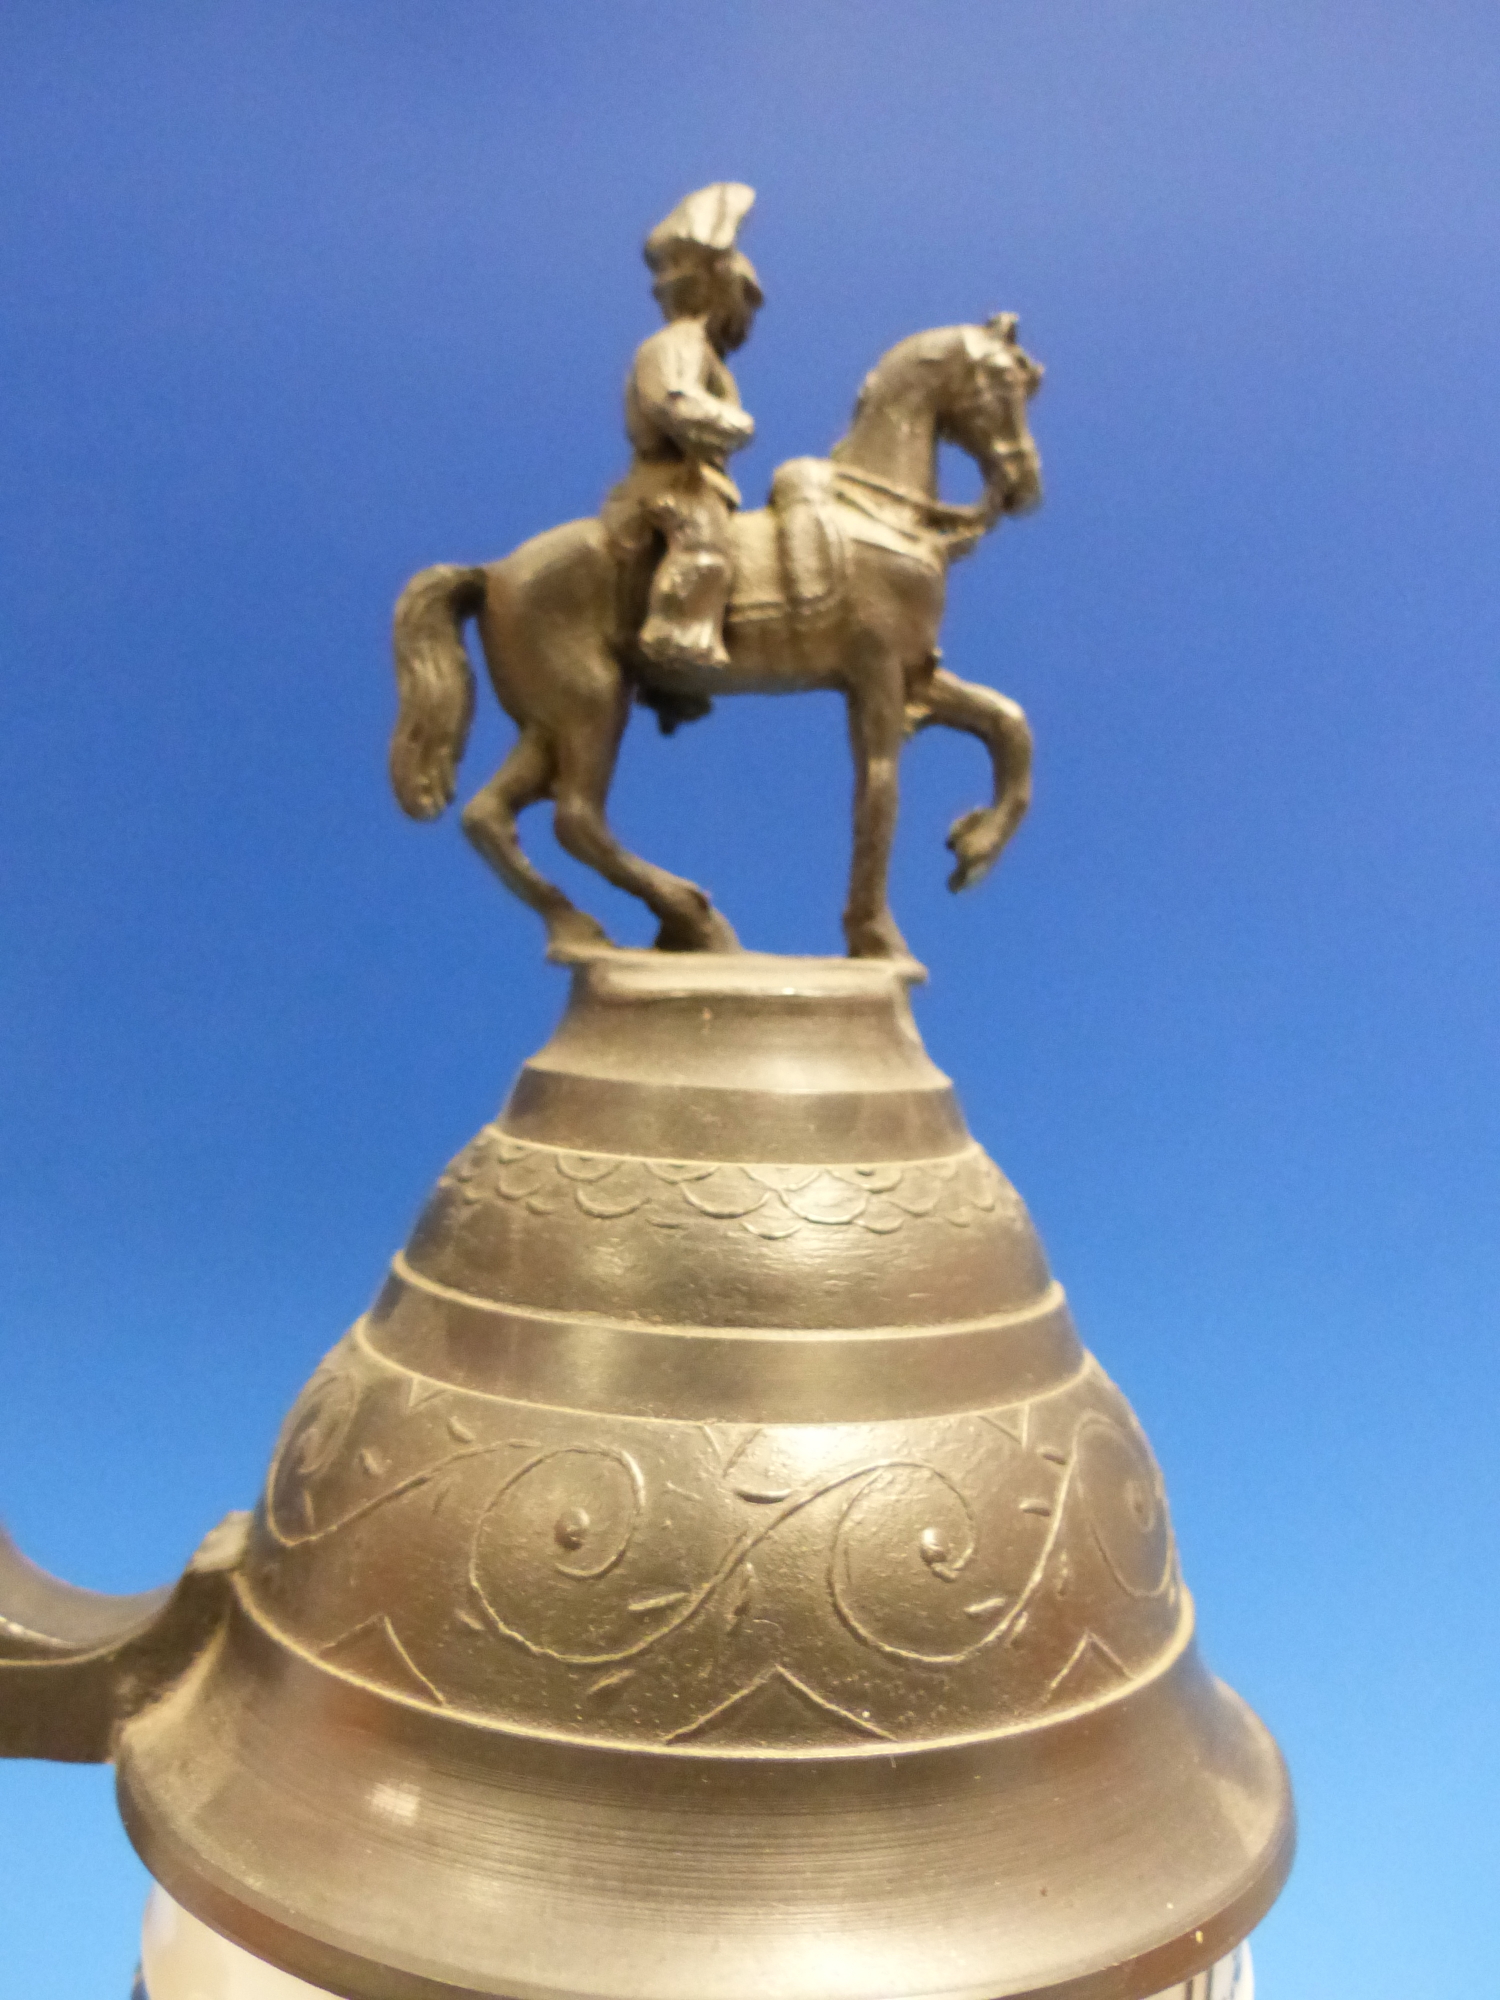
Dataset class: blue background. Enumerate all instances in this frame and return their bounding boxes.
[1,5,1496,1994]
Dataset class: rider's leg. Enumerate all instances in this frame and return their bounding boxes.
[638,487,734,672]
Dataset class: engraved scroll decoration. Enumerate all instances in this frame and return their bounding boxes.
[256,1344,1181,1741]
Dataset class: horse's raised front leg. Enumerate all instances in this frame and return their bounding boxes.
[843,666,912,959]
[908,663,1033,892]
[551,685,740,954]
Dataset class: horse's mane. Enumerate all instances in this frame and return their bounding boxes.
[830,326,970,460]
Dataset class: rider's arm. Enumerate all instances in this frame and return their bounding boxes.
[634,323,755,461]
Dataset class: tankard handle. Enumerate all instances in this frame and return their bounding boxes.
[0,1513,248,1762]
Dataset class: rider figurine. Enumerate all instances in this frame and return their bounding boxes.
[602,183,762,672]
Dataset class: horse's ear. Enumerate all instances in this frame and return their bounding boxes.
[986,311,1019,343]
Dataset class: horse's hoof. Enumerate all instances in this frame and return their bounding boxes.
[945,807,1007,893]
[947,844,1005,892]
[653,906,741,954]
[545,909,615,961]
[945,805,989,851]
[698,908,743,952]
[845,914,912,961]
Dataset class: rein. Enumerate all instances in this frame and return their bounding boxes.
[831,438,1036,546]
[831,464,985,529]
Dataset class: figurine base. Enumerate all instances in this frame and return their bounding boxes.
[138,1889,1255,1999]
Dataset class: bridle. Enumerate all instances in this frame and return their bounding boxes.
[831,464,991,531]
[832,436,1038,548]
[828,338,1041,550]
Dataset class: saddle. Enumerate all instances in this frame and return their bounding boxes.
[636,458,941,733]
[729,456,947,630]
[729,458,848,628]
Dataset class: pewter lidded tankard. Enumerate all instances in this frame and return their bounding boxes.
[0,185,1290,2000]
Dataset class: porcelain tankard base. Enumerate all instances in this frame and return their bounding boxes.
[136,1887,1256,2000]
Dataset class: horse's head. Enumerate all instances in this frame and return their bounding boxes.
[940,314,1045,522]
[831,317,1045,552]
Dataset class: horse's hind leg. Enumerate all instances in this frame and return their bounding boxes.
[461,728,611,954]
[551,692,740,953]
[910,664,1033,891]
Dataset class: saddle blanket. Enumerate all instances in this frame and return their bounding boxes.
[728,457,941,627]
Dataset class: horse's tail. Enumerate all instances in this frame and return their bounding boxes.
[389,563,487,820]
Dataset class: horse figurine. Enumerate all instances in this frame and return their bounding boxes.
[389,313,1044,959]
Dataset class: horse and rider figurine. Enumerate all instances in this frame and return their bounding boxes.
[389,183,1044,960]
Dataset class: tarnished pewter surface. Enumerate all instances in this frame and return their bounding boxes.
[388,188,1044,964]
[244,1338,1177,1746]
[0,183,1292,2000]
[0,1513,248,1763]
[101,954,1293,1999]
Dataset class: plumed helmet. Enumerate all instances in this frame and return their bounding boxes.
[644,182,756,270]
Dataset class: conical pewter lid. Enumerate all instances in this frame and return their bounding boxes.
[107,954,1292,2000]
